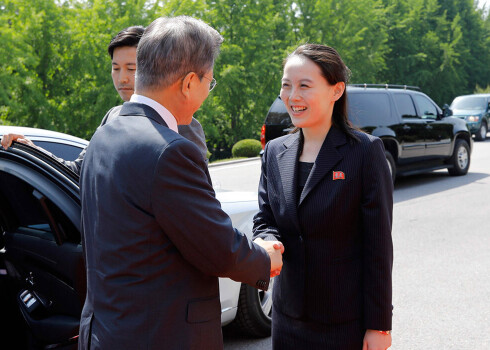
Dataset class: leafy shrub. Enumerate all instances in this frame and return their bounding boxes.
[231,139,262,158]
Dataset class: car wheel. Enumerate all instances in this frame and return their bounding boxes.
[385,151,396,183]
[230,278,274,337]
[448,139,470,176]
[475,122,487,141]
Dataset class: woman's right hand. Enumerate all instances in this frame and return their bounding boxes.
[254,238,284,277]
[363,329,391,350]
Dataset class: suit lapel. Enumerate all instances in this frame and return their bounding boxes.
[299,127,347,206]
[119,102,169,128]
[276,132,302,232]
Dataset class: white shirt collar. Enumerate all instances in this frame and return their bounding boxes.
[129,94,179,134]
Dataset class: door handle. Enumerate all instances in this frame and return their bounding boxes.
[403,125,411,130]
[33,290,53,309]
[426,125,433,129]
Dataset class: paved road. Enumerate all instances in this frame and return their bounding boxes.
[213,139,490,350]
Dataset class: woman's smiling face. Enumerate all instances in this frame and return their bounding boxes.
[280,55,344,131]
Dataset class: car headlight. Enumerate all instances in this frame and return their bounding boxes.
[467,115,480,122]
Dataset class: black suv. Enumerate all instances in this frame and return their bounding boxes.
[260,84,473,182]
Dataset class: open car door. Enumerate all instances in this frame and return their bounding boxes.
[0,144,85,350]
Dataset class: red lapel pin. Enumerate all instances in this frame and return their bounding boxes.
[333,171,345,180]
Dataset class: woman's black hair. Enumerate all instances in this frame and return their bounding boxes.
[285,44,359,141]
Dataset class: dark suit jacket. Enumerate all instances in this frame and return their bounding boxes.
[253,127,393,330]
[79,102,270,350]
[59,106,122,174]
[60,106,208,174]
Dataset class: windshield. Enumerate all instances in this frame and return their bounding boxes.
[451,96,486,110]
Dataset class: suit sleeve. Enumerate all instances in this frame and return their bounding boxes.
[178,118,209,163]
[361,137,394,330]
[151,138,271,290]
[47,107,121,175]
[253,142,281,242]
[99,105,121,127]
[29,146,85,175]
[61,148,85,174]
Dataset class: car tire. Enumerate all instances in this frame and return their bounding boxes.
[229,279,274,337]
[448,139,470,176]
[475,121,487,141]
[385,151,396,183]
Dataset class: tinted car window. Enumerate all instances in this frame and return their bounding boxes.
[413,95,437,118]
[0,172,55,242]
[348,93,392,127]
[0,171,80,244]
[35,141,84,161]
[265,98,291,125]
[393,94,417,118]
[451,96,486,110]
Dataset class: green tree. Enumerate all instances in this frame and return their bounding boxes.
[436,0,490,100]
[380,0,466,104]
[0,0,153,138]
[0,1,43,125]
[0,0,62,128]
[1,0,488,157]
[293,0,390,83]
[198,0,294,157]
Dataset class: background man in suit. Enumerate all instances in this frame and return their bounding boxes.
[106,25,209,162]
[79,16,283,350]
[1,25,209,168]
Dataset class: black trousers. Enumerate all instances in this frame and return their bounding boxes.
[272,309,365,350]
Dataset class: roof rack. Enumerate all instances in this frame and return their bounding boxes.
[349,83,421,91]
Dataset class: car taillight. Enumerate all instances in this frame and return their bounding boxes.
[260,125,266,149]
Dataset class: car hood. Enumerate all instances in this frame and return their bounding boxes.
[215,191,258,216]
[215,191,257,203]
[451,109,485,116]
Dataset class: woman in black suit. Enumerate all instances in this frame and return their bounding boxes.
[253,44,393,349]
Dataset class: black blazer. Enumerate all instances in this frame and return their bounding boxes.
[253,127,393,330]
[79,102,271,350]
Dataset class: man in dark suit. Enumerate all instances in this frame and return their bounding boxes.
[78,16,283,350]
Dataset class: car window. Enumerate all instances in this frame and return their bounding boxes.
[0,171,80,244]
[266,98,291,125]
[450,96,486,110]
[393,94,418,118]
[348,93,393,127]
[34,141,84,161]
[413,95,437,119]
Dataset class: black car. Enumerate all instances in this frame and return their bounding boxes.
[261,84,473,182]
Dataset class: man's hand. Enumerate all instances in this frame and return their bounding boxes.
[254,238,284,277]
[1,133,36,150]
[363,329,391,350]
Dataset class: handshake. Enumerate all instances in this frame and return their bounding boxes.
[254,238,284,278]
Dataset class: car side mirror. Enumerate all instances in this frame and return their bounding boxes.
[442,104,453,118]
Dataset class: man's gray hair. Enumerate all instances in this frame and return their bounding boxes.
[135,16,223,91]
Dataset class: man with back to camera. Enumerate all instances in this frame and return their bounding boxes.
[78,16,284,350]
[1,26,209,167]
